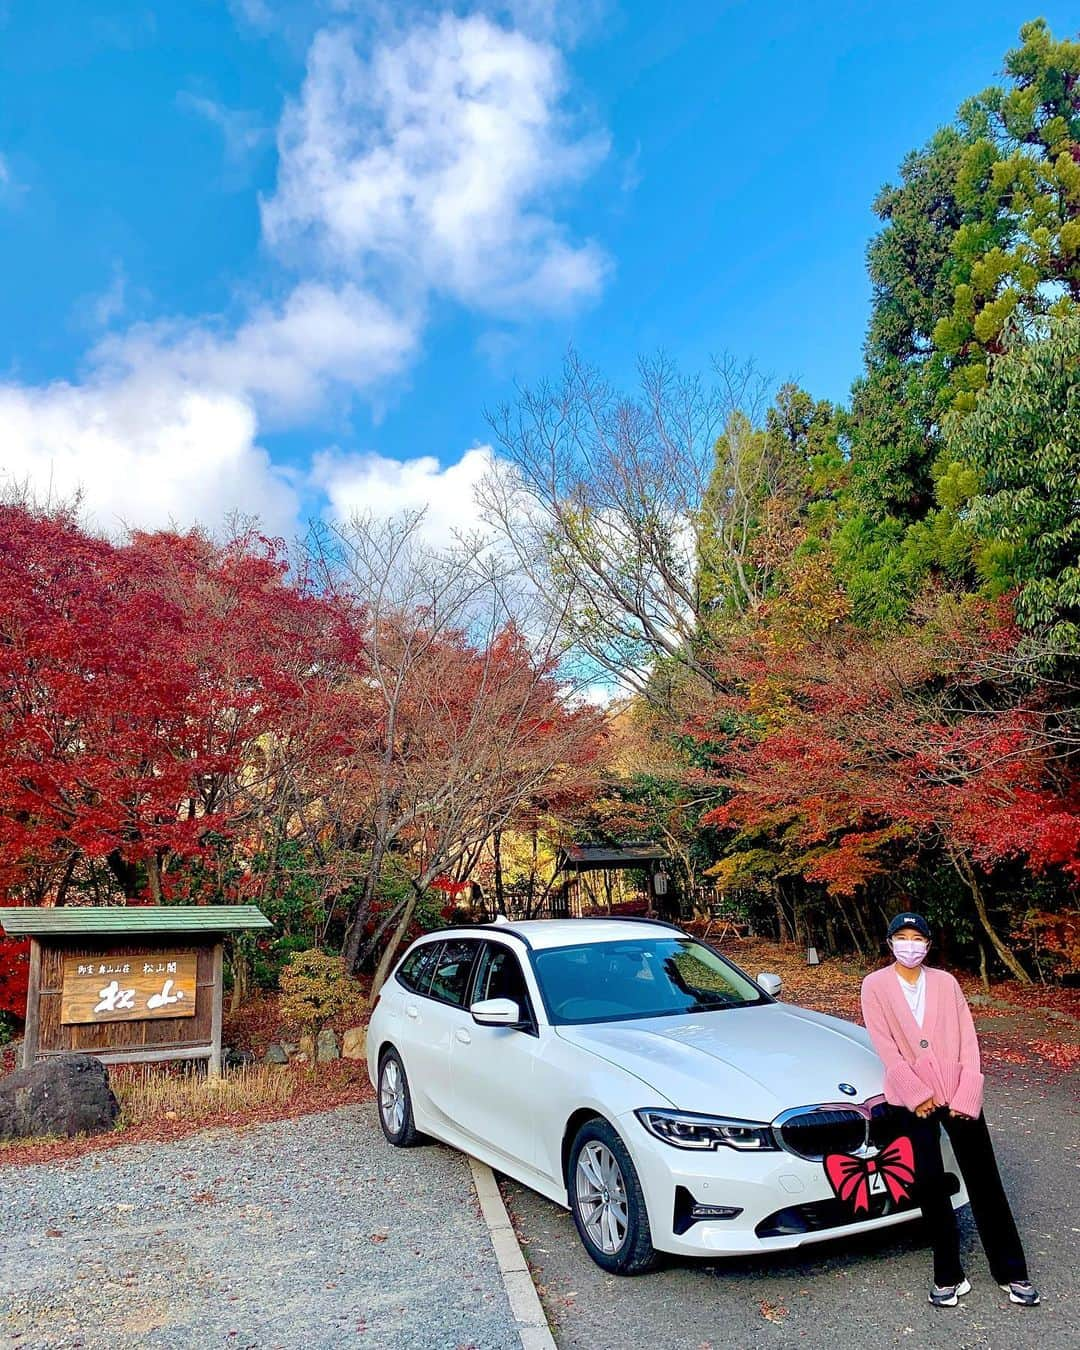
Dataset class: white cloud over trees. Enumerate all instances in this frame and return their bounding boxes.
[0,9,609,538]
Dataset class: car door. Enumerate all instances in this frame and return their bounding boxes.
[390,939,445,1122]
[410,937,482,1129]
[447,940,542,1171]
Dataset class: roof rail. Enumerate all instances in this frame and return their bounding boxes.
[431,919,535,950]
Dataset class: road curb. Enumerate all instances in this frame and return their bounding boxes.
[469,1157,557,1350]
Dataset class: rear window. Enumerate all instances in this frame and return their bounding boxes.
[395,942,441,995]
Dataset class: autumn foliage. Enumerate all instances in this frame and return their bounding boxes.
[0,503,607,1016]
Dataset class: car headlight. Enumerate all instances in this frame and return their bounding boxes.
[635,1108,778,1151]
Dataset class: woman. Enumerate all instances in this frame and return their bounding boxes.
[860,912,1040,1308]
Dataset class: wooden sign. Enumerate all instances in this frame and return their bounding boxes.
[60,953,198,1025]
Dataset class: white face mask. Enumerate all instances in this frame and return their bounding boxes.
[891,938,929,968]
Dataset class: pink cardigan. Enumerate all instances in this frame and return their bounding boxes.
[860,966,985,1119]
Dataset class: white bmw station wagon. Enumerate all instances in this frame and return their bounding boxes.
[367,917,965,1274]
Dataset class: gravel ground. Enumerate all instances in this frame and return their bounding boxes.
[502,1072,1080,1350]
[0,1103,518,1350]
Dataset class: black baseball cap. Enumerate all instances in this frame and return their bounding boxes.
[887,912,931,941]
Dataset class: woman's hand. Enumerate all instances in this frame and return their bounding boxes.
[914,1098,941,1119]
[949,1108,973,1120]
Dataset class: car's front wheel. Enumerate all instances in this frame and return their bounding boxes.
[568,1117,658,1275]
[377,1048,423,1147]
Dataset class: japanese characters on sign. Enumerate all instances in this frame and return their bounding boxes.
[59,953,198,1025]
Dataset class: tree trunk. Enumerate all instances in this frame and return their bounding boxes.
[493,829,505,914]
[370,888,421,999]
[836,897,866,957]
[105,850,141,899]
[54,852,79,906]
[851,898,876,956]
[342,833,389,974]
[147,854,163,904]
[229,942,250,1014]
[978,941,990,994]
[772,883,790,942]
[951,852,1030,983]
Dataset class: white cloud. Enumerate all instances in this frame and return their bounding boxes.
[93,281,420,424]
[262,14,609,313]
[177,92,271,171]
[89,264,127,329]
[313,443,495,546]
[0,8,611,535]
[0,374,299,538]
[0,151,26,205]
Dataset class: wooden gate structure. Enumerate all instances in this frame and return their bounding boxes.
[0,905,271,1075]
[554,842,673,918]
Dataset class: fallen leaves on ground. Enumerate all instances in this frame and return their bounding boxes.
[0,1060,373,1169]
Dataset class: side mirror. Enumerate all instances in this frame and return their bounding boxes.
[470,997,522,1027]
[756,972,783,997]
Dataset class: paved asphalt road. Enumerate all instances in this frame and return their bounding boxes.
[501,1072,1080,1350]
[0,1103,518,1350]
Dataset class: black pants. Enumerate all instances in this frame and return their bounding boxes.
[903,1108,1028,1287]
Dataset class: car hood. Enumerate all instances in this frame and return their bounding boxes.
[556,1003,883,1121]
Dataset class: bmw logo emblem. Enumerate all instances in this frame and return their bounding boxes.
[838,1083,857,1096]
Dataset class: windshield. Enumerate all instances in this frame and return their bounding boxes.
[532,938,769,1025]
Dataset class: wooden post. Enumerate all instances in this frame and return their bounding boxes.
[22,937,42,1069]
[208,941,224,1078]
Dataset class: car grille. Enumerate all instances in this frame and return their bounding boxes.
[773,1099,906,1159]
[775,1108,867,1159]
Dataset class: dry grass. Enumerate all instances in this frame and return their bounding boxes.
[112,1063,294,1127]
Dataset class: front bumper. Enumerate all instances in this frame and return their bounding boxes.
[618,1109,966,1258]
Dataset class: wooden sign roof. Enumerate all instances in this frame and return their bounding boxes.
[0,905,272,937]
[557,842,669,872]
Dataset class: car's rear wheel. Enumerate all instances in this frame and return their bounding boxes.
[568,1117,658,1275]
[377,1048,423,1147]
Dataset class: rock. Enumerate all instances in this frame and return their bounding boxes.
[280,1041,299,1056]
[298,1032,316,1062]
[264,1043,289,1065]
[0,1054,119,1141]
[316,1028,339,1063]
[222,1047,256,1071]
[341,1026,367,1061]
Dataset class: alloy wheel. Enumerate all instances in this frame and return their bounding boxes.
[380,1056,405,1136]
[575,1140,628,1254]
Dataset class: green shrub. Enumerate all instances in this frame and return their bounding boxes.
[278,950,365,1047]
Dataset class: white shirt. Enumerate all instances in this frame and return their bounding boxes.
[897,969,926,1027]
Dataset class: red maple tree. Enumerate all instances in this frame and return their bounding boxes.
[0,505,367,910]
[701,589,1080,980]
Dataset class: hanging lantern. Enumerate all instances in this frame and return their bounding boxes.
[653,871,668,896]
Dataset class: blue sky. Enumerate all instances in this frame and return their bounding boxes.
[0,2,1073,539]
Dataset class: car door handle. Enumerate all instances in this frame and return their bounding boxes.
[455,1028,472,1045]
[405,1005,420,1020]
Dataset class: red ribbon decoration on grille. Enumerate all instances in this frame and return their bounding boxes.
[824,1136,916,1214]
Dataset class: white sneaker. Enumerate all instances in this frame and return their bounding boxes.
[1000,1280,1040,1306]
[929,1277,971,1307]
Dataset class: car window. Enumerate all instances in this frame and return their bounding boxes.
[395,941,441,995]
[473,943,535,1024]
[532,938,768,1025]
[428,939,481,1007]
